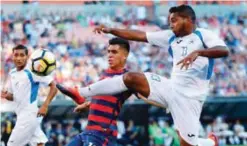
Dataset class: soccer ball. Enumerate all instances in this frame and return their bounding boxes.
[30,49,56,76]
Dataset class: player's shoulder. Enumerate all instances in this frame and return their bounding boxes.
[23,68,34,76]
[9,68,17,75]
[159,29,174,34]
[195,28,216,37]
[158,29,174,37]
[147,29,174,38]
[23,68,39,81]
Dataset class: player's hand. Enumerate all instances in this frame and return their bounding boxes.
[177,50,200,70]
[93,24,111,34]
[1,90,8,99]
[37,104,48,117]
[74,101,91,113]
[1,90,13,100]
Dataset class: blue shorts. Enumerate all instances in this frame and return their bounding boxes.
[66,130,117,146]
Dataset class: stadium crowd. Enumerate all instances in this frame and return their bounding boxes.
[148,117,247,146]
[1,4,247,100]
[1,2,247,146]
[1,113,143,146]
[1,113,247,146]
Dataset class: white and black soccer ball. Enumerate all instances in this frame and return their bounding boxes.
[30,49,56,76]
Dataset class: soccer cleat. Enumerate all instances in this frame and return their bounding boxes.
[208,132,219,146]
[56,84,85,104]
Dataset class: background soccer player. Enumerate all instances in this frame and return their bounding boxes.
[1,45,57,146]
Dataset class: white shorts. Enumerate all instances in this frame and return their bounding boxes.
[145,72,203,145]
[7,112,48,146]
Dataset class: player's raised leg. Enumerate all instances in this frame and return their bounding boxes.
[57,72,151,100]
[57,71,169,109]
[122,72,150,97]
[56,84,86,104]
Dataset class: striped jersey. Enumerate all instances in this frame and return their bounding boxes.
[86,68,129,137]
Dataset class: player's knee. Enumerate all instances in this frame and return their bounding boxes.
[123,72,135,87]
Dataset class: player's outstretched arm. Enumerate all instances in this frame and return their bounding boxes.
[37,81,58,117]
[196,46,229,58]
[94,24,148,42]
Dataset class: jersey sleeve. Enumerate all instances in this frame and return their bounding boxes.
[32,74,53,85]
[146,30,174,48]
[201,29,227,48]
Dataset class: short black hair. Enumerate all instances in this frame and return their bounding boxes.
[169,5,196,23]
[109,37,130,53]
[12,44,28,55]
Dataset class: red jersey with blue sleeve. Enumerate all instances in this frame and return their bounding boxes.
[85,68,129,137]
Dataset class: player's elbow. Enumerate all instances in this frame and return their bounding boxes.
[221,46,229,57]
[6,96,13,101]
[139,32,148,42]
[215,46,229,58]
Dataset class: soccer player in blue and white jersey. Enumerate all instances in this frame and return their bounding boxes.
[1,45,57,146]
[67,5,228,146]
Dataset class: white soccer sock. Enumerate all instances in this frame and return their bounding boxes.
[198,138,215,146]
[79,75,128,97]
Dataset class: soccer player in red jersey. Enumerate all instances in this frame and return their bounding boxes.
[57,37,134,146]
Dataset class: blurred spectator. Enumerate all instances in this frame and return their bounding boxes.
[158,119,180,146]
[1,112,247,146]
[234,120,245,134]
[149,119,165,146]
[1,116,14,146]
[118,120,140,146]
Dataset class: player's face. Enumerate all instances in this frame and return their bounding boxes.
[12,49,28,70]
[169,13,189,36]
[107,45,127,70]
